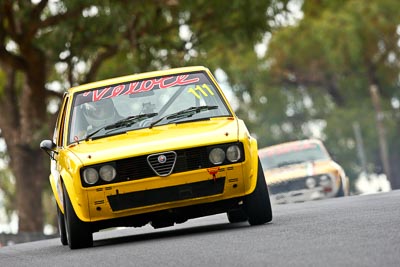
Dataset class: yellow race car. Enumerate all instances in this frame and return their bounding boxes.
[40,66,272,249]
[259,139,349,204]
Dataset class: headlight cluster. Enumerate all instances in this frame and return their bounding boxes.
[319,175,332,187]
[305,174,333,189]
[82,164,116,186]
[209,144,242,165]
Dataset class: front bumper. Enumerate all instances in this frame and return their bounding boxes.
[268,174,340,204]
[270,186,335,204]
[84,163,248,222]
[107,177,226,211]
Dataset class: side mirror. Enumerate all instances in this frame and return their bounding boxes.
[40,140,57,160]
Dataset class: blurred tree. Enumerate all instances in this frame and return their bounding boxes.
[0,0,288,233]
[0,166,15,223]
[246,0,400,190]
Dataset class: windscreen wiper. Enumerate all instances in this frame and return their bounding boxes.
[85,113,158,140]
[149,106,218,129]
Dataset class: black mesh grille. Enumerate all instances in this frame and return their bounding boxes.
[268,174,326,194]
[269,178,307,194]
[115,146,210,182]
[116,155,154,181]
[175,146,208,171]
[81,142,244,187]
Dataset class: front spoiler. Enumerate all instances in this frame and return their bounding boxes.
[90,197,244,232]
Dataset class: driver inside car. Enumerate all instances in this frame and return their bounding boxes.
[72,98,122,141]
[83,98,120,131]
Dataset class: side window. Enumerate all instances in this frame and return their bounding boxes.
[56,96,69,147]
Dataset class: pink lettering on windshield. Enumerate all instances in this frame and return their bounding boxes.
[92,87,111,101]
[111,85,126,97]
[86,75,200,102]
[156,77,175,88]
[124,82,140,95]
[141,80,155,92]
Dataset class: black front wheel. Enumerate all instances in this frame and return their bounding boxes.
[227,208,248,223]
[244,158,273,225]
[335,179,347,197]
[63,185,93,249]
[56,202,68,246]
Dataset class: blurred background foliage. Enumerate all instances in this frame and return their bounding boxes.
[246,0,400,191]
[0,0,399,233]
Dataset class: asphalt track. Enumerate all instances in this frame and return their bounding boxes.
[1,190,399,267]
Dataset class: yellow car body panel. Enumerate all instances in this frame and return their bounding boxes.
[43,66,264,226]
[63,118,257,222]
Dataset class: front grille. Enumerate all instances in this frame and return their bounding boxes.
[116,155,154,181]
[115,146,210,182]
[268,174,329,194]
[81,142,244,187]
[107,177,225,211]
[147,151,177,176]
[269,177,307,194]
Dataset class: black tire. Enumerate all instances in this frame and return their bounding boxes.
[336,180,346,197]
[56,203,68,246]
[63,185,93,249]
[244,158,273,225]
[227,209,248,223]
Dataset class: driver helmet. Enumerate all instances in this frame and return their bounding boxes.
[83,98,116,128]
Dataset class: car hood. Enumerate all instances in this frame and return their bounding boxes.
[68,118,239,166]
[264,159,339,184]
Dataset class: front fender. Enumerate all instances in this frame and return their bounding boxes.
[237,119,259,196]
[57,150,90,222]
[49,172,64,214]
[59,168,91,222]
[245,136,260,195]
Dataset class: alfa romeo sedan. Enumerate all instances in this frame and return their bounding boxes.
[40,66,272,249]
[259,139,349,204]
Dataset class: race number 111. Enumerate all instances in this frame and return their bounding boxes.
[188,84,214,99]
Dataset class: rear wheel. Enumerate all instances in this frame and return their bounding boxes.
[63,185,93,249]
[244,159,273,225]
[56,203,68,246]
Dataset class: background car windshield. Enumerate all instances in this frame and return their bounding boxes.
[260,143,330,169]
[68,72,232,143]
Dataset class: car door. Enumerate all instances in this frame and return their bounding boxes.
[51,94,69,207]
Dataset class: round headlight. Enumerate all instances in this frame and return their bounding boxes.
[99,165,116,182]
[83,168,99,185]
[319,175,331,187]
[209,148,225,165]
[226,145,241,162]
[305,177,316,188]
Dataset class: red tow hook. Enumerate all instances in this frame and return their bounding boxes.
[207,167,220,182]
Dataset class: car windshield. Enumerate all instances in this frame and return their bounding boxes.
[260,142,330,169]
[67,71,232,143]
